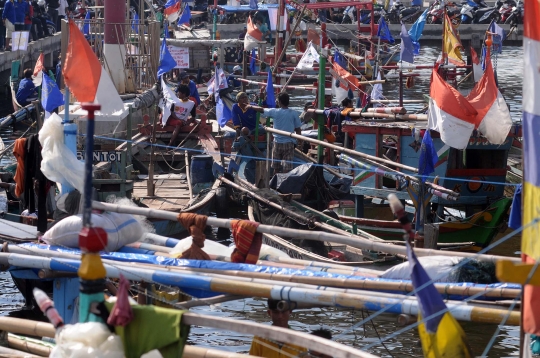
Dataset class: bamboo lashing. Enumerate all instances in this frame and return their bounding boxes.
[91,201,519,263]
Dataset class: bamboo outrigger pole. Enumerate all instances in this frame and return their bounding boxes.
[264,126,419,172]
[90,201,519,263]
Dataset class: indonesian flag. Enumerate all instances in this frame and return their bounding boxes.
[33,53,45,86]
[244,16,263,52]
[164,0,181,23]
[428,59,512,149]
[470,46,483,82]
[63,20,124,115]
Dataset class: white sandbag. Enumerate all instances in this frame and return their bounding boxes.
[50,322,124,358]
[170,237,234,257]
[380,256,462,283]
[43,212,144,252]
[39,113,85,193]
[255,244,291,259]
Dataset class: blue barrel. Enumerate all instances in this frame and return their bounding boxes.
[190,155,214,185]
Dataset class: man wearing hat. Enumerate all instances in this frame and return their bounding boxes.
[177,71,200,105]
[232,92,263,137]
[228,65,242,89]
[238,25,247,40]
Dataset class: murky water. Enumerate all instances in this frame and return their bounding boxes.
[0,45,524,357]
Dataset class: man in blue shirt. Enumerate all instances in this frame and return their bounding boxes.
[16,68,37,106]
[232,91,263,137]
[2,0,16,50]
[228,65,242,89]
[249,92,302,173]
[177,71,200,106]
[14,0,25,30]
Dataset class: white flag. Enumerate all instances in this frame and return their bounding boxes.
[296,42,320,70]
[160,77,179,126]
[371,72,383,106]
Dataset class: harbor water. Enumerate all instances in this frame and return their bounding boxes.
[0,45,523,357]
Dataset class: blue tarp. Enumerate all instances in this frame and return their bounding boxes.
[18,243,521,301]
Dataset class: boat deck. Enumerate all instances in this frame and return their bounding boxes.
[133,174,193,212]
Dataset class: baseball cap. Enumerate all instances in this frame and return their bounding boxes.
[233,65,242,72]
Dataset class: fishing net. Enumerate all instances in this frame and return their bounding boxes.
[248,187,330,258]
[452,260,498,284]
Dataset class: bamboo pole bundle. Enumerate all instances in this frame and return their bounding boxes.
[309,109,428,121]
[8,335,51,357]
[0,253,520,325]
[183,346,260,358]
[263,127,419,173]
[91,201,520,263]
[0,317,55,338]
[0,345,42,357]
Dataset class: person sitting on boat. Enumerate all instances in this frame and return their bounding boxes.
[249,299,307,358]
[248,92,302,173]
[166,84,196,147]
[227,65,242,89]
[177,71,200,106]
[16,68,38,106]
[232,92,265,138]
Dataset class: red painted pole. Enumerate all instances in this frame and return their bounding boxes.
[104,0,125,45]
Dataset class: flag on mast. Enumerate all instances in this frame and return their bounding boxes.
[400,23,415,64]
[521,0,540,338]
[164,0,181,22]
[408,9,428,55]
[443,14,464,64]
[33,53,45,86]
[63,20,124,114]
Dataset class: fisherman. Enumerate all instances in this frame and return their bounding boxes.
[14,0,25,31]
[248,92,302,173]
[249,299,307,358]
[255,17,271,42]
[2,0,15,50]
[227,65,242,89]
[177,71,201,105]
[16,68,38,106]
[232,92,264,137]
[166,84,196,147]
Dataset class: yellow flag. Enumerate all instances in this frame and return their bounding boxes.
[443,14,464,65]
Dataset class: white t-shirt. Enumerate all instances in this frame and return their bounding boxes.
[173,98,195,121]
[58,0,68,16]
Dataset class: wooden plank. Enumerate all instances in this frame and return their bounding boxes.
[496,260,540,286]
[0,219,38,240]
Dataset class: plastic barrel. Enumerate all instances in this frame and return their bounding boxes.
[190,155,214,186]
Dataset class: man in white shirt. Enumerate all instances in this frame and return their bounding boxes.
[166,84,196,147]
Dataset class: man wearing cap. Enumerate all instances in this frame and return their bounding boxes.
[177,71,200,106]
[165,84,196,147]
[228,66,242,89]
[232,92,263,137]
[238,25,247,40]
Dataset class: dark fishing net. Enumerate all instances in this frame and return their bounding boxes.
[249,188,330,257]
[452,260,498,284]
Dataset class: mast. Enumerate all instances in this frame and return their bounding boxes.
[317,23,327,164]
[103,0,127,93]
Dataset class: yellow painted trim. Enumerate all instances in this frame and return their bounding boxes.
[496,260,540,286]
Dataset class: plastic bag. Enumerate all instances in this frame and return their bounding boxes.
[50,322,124,358]
[43,212,144,251]
[39,113,85,193]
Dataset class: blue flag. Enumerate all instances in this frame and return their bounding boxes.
[264,70,275,108]
[217,96,232,127]
[400,23,415,64]
[418,130,438,182]
[178,5,191,25]
[249,0,258,10]
[489,21,505,54]
[408,9,428,55]
[131,12,139,33]
[41,73,64,113]
[334,49,347,68]
[157,36,176,78]
[249,48,256,75]
[377,17,394,44]
[83,10,91,35]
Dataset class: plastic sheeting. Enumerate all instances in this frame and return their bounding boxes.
[18,243,521,301]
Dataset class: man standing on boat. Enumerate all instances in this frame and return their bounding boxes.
[249,299,307,358]
[166,84,196,148]
[177,71,200,106]
[249,92,302,173]
[2,0,15,50]
[228,65,242,89]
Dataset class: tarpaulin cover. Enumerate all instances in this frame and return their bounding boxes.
[17,243,520,301]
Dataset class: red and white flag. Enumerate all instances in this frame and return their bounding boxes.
[470,47,483,82]
[244,16,263,52]
[428,59,512,149]
[33,53,45,86]
[63,20,124,115]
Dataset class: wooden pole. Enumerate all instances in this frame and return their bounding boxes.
[147,110,159,196]
[184,346,260,358]
[185,150,193,200]
[8,336,52,357]
[264,126,419,173]
[272,5,307,77]
[91,201,521,263]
